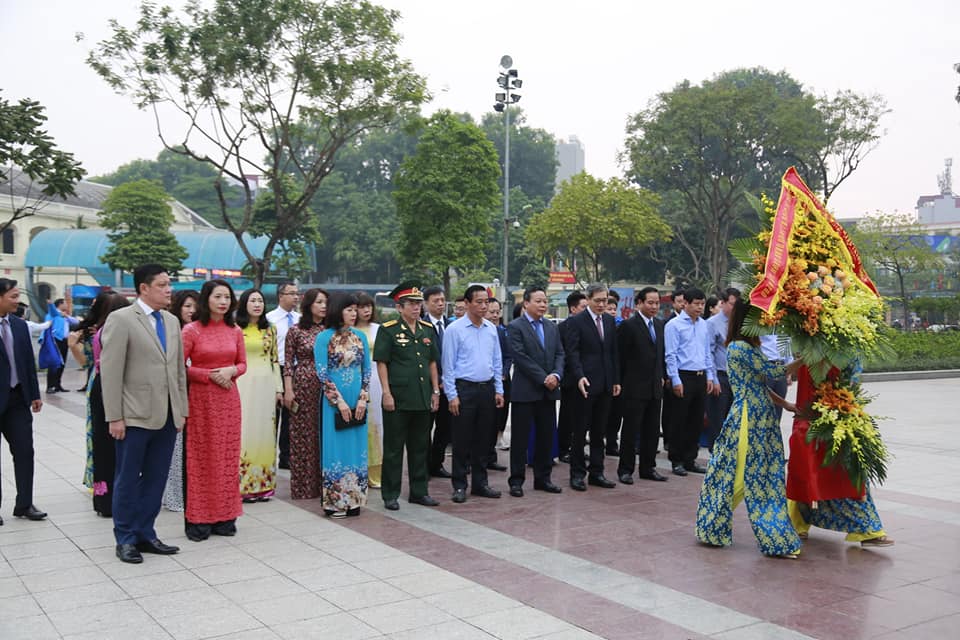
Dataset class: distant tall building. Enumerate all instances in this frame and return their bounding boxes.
[917,158,960,227]
[555,135,585,189]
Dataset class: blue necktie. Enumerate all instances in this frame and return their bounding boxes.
[152,310,166,352]
[647,318,656,342]
[533,319,544,347]
[286,312,294,328]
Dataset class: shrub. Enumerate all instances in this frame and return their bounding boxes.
[864,327,960,372]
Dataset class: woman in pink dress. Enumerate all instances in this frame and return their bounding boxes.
[182,279,247,541]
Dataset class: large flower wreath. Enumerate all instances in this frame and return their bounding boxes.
[729,168,894,492]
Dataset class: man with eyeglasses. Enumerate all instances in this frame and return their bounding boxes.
[266,282,301,469]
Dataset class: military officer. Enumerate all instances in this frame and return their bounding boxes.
[372,282,441,510]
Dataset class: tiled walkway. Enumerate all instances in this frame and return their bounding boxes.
[1,369,957,639]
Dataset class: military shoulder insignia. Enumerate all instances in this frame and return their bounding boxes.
[418,320,434,328]
[382,319,398,327]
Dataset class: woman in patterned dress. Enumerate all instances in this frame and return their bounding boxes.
[354,293,382,488]
[236,289,283,502]
[283,288,328,499]
[695,299,804,557]
[182,280,247,541]
[162,289,198,512]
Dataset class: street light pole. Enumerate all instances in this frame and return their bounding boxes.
[495,55,521,302]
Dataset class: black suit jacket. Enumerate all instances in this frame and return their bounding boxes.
[563,310,619,394]
[617,314,665,401]
[424,315,451,376]
[0,314,41,413]
[508,315,564,402]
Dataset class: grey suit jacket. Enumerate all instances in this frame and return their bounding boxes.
[100,302,188,428]
[507,315,564,403]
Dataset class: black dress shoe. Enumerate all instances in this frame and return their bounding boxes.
[45,387,58,394]
[639,469,668,482]
[431,467,452,479]
[0,515,4,526]
[534,481,562,493]
[55,386,69,393]
[618,473,634,485]
[212,520,237,536]
[13,505,47,520]
[570,478,587,491]
[588,475,616,488]
[486,462,507,472]
[136,539,180,555]
[558,452,572,464]
[384,498,400,510]
[672,464,688,476]
[451,489,467,503]
[509,486,524,497]
[408,495,439,506]
[116,544,143,564]
[684,463,707,474]
[471,485,501,499]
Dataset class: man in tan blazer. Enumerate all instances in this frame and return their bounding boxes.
[101,264,188,564]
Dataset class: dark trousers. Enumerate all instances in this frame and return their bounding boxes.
[488,377,510,463]
[450,380,495,491]
[0,385,35,510]
[668,372,707,467]
[112,411,176,545]
[660,390,673,447]
[277,364,290,466]
[618,395,662,476]
[570,391,611,480]
[381,409,432,502]
[767,374,788,425]
[557,386,577,455]
[605,395,622,452]
[705,371,732,450]
[46,337,68,389]
[428,393,451,473]
[509,399,556,487]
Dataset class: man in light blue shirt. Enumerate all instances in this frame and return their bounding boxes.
[704,288,740,452]
[442,285,504,503]
[664,288,716,476]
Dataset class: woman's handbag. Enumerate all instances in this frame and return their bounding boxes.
[334,410,365,431]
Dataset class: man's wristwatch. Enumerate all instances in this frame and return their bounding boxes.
[433,389,441,395]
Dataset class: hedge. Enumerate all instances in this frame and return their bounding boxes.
[864,328,960,372]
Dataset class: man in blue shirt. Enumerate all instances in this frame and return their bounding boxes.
[44,299,76,393]
[664,288,716,476]
[442,285,504,503]
[704,288,740,452]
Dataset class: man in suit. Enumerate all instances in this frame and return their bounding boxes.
[617,287,668,484]
[266,281,301,469]
[564,283,620,491]
[101,264,189,563]
[422,286,453,478]
[557,291,587,464]
[664,287,716,476]
[506,286,564,496]
[0,279,46,525]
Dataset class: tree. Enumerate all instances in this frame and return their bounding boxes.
[98,180,188,274]
[852,211,944,329]
[249,174,319,281]
[525,173,671,282]
[624,68,827,291]
[1,92,85,233]
[86,0,427,287]
[479,109,558,203]
[811,91,890,205]
[394,111,501,293]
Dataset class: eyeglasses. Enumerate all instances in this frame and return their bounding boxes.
[281,291,301,297]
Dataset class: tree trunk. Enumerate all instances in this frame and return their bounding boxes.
[443,268,451,298]
[897,269,909,330]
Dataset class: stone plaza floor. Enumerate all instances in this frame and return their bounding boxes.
[1,368,958,639]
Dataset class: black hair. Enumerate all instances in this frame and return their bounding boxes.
[79,290,117,333]
[54,298,65,307]
[463,284,487,303]
[422,286,445,301]
[704,295,719,319]
[277,281,297,295]
[171,289,199,327]
[236,289,270,330]
[566,290,586,311]
[523,285,546,302]
[635,286,659,306]
[326,292,360,331]
[726,299,758,347]
[607,289,620,302]
[299,288,329,329]
[196,279,237,326]
[0,278,16,296]
[133,264,168,294]
[723,287,742,302]
[512,302,523,319]
[672,288,686,300]
[684,287,706,302]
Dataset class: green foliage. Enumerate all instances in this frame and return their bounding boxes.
[525,173,670,282]
[479,109,558,203]
[85,0,427,286]
[864,327,960,372]
[250,174,319,281]
[97,180,188,274]
[0,92,85,231]
[394,111,501,291]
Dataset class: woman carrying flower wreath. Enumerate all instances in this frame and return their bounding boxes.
[314,292,371,517]
[236,289,283,503]
[696,299,805,558]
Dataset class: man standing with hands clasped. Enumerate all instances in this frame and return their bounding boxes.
[442,285,504,503]
[101,264,189,563]
[506,286,564,496]
[0,278,46,526]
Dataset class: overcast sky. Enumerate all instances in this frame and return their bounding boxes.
[3,0,959,219]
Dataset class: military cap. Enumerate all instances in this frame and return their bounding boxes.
[389,281,424,302]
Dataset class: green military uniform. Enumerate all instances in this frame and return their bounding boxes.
[373,290,441,504]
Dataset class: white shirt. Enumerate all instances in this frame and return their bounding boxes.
[266,306,301,366]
